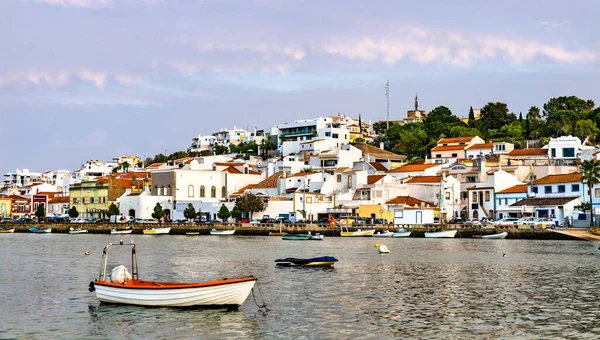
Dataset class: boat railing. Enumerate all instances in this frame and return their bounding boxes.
[99,242,138,282]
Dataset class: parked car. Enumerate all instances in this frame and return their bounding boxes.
[464,218,481,225]
[491,217,520,226]
[527,218,556,227]
[0,218,15,223]
[448,218,464,224]
[134,218,158,224]
[237,218,250,223]
[249,219,261,224]
[273,217,292,224]
[70,218,86,223]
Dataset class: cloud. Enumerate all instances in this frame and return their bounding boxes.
[33,0,161,8]
[537,21,563,27]
[0,71,70,87]
[78,70,107,87]
[182,39,307,61]
[115,73,143,85]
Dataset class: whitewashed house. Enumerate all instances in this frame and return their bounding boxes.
[386,196,436,224]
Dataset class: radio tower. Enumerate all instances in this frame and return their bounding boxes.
[385,80,390,130]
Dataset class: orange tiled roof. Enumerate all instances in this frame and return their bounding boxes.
[438,137,475,144]
[232,184,255,196]
[533,173,582,185]
[498,184,528,194]
[405,176,442,183]
[466,143,494,150]
[367,175,386,185]
[388,163,440,173]
[146,163,166,169]
[253,172,283,189]
[508,148,548,156]
[431,145,467,152]
[386,195,435,207]
[49,196,70,204]
[289,172,319,177]
[369,162,388,171]
[223,166,242,174]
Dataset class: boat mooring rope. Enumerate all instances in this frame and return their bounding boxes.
[251,280,269,312]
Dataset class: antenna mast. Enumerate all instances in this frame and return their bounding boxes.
[385,80,390,130]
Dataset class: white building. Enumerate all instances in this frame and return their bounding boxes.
[118,191,174,220]
[213,126,249,146]
[466,169,523,220]
[188,134,217,153]
[72,160,116,183]
[3,169,43,187]
[387,163,443,179]
[386,196,436,224]
[309,144,363,172]
[546,135,582,161]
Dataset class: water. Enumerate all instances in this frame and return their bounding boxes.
[2,234,600,339]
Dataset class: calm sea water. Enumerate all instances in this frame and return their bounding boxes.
[2,234,600,339]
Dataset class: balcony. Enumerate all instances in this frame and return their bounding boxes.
[280,128,315,137]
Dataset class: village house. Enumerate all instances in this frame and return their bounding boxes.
[430,136,485,163]
[466,169,523,220]
[386,195,436,224]
[494,184,529,219]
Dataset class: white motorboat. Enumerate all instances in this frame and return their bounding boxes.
[210,229,235,235]
[111,227,133,234]
[69,227,88,234]
[424,229,457,238]
[309,233,324,240]
[373,230,393,238]
[142,227,171,235]
[340,229,375,237]
[392,229,411,237]
[89,242,256,308]
[473,231,508,239]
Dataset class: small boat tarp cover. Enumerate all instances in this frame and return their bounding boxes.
[110,265,132,284]
[274,256,338,265]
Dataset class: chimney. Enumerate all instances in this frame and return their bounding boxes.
[379,142,384,149]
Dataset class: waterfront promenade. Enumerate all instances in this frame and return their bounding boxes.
[2,222,592,240]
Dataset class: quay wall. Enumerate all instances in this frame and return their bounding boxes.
[1,223,582,240]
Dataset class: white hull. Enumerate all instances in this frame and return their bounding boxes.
[424,230,457,238]
[482,232,508,239]
[309,234,324,240]
[340,229,375,237]
[373,231,393,238]
[143,227,171,235]
[392,231,411,237]
[94,280,256,307]
[111,229,133,234]
[69,230,88,234]
[210,229,235,235]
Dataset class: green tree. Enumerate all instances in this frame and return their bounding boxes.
[217,204,231,221]
[231,206,242,220]
[300,167,313,173]
[468,106,476,128]
[151,202,165,223]
[235,193,265,219]
[448,125,481,138]
[297,209,307,220]
[543,96,590,136]
[212,144,229,155]
[168,150,189,161]
[479,102,515,132]
[581,159,600,227]
[499,121,525,141]
[107,203,120,217]
[35,203,45,221]
[183,203,196,220]
[575,120,599,142]
[68,205,79,218]
[122,161,129,172]
[519,112,523,122]
[527,106,542,139]
[388,123,429,160]
[423,106,463,140]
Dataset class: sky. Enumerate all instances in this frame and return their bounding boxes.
[1,0,599,175]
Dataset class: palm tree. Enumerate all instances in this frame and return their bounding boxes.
[581,159,600,227]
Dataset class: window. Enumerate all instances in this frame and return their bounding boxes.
[347,175,352,189]
[325,132,331,137]
[90,197,94,204]
[460,192,468,200]
[332,133,339,138]
[82,197,86,204]
[596,188,600,198]
[466,176,477,183]
[436,154,441,158]
[188,185,194,197]
[558,185,565,193]
[532,187,538,194]
[222,186,227,198]
[73,198,78,204]
[485,191,490,202]
[445,192,450,200]
[200,186,205,197]
[544,186,552,194]
[336,174,342,182]
[563,148,575,158]
[211,186,216,198]
[472,192,477,202]
[505,198,509,205]
[551,148,556,158]
[451,153,457,157]
[572,184,580,192]
[306,197,312,204]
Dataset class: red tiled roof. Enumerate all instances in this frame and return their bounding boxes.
[49,197,70,204]
[437,137,476,144]
[388,164,440,173]
[146,163,165,169]
[466,143,494,150]
[223,166,242,174]
[231,184,255,196]
[367,175,386,185]
[405,176,442,183]
[385,195,435,207]
[498,184,528,194]
[369,162,388,171]
[508,148,548,156]
[533,173,582,185]
[431,145,467,152]
[253,172,283,189]
[289,172,319,177]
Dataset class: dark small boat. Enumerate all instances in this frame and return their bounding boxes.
[275,256,338,267]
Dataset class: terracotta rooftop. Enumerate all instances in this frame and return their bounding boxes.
[334,167,350,173]
[431,145,468,152]
[253,172,283,189]
[498,184,528,194]
[405,176,442,183]
[386,195,435,207]
[510,196,579,207]
[388,163,440,173]
[223,166,242,174]
[508,148,548,156]
[369,162,388,172]
[146,163,166,169]
[49,196,70,203]
[466,143,494,150]
[289,172,319,177]
[533,173,582,185]
[354,144,407,161]
[232,184,255,196]
[367,175,386,185]
[437,137,476,144]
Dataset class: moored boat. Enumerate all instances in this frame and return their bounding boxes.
[424,229,457,238]
[373,230,393,238]
[111,227,133,234]
[69,227,88,234]
[142,227,171,235]
[0,227,15,233]
[340,229,375,237]
[89,242,257,308]
[210,229,235,235]
[473,231,508,239]
[275,256,338,267]
[392,229,411,237]
[185,232,200,235]
[309,233,324,240]
[29,227,52,233]
[282,233,311,240]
